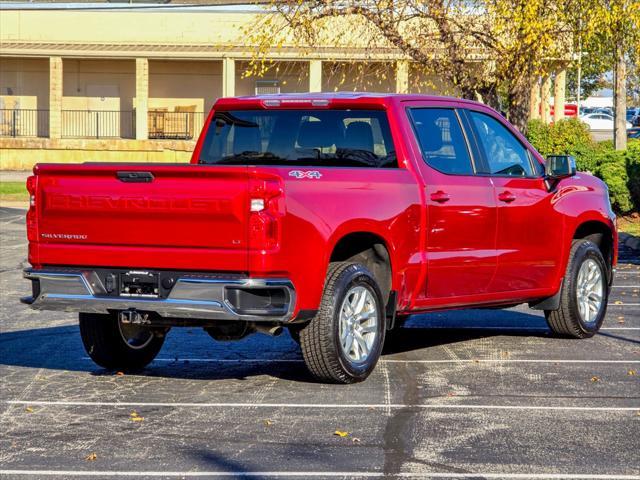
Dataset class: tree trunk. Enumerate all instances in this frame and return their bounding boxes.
[614,48,627,151]
[507,81,532,133]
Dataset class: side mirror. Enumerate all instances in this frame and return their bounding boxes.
[545,155,576,179]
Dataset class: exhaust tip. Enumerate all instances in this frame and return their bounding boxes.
[255,324,283,337]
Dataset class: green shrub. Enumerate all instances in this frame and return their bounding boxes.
[526,118,598,172]
[626,140,640,211]
[597,150,633,214]
[526,119,552,157]
[526,121,640,215]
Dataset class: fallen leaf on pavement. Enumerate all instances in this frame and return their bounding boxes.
[352,437,361,443]
[85,453,97,461]
[628,370,637,376]
[263,419,273,426]
[25,407,34,413]
[590,376,600,382]
[130,411,144,422]
[614,301,623,305]
[334,430,349,437]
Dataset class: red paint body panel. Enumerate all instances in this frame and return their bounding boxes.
[28,93,618,320]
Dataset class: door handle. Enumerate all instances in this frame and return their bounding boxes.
[430,190,450,203]
[117,171,154,183]
[498,191,516,203]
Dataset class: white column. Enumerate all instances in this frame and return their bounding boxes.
[309,60,322,93]
[529,79,541,120]
[49,56,63,139]
[223,58,235,97]
[541,75,552,124]
[554,69,566,122]
[396,60,409,94]
[135,58,149,140]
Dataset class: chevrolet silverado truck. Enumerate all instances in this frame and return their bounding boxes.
[22,93,617,383]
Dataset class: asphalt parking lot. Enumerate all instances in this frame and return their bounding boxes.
[0,206,638,479]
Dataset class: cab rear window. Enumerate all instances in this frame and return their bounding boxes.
[198,109,397,168]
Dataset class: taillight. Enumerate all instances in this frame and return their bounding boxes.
[248,176,284,251]
[26,175,37,242]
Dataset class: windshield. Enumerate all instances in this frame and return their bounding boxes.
[198,109,397,168]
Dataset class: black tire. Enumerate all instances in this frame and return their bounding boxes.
[545,239,609,338]
[299,262,386,384]
[79,312,165,370]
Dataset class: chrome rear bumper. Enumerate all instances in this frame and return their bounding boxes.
[21,268,295,322]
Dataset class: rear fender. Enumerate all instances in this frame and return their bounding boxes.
[324,222,398,294]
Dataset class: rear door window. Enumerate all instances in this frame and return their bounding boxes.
[408,108,474,175]
[199,109,397,168]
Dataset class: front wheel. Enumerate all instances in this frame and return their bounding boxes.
[79,312,165,370]
[299,262,386,384]
[545,239,609,338]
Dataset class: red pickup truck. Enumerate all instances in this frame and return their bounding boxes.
[22,93,617,383]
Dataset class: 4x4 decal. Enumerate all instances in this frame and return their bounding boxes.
[289,170,323,179]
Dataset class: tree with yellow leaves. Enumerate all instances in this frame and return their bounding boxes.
[584,0,639,150]
[246,0,575,131]
[247,0,639,139]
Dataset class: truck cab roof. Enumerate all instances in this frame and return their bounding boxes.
[214,92,486,110]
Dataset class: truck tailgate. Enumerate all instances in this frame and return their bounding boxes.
[32,164,248,271]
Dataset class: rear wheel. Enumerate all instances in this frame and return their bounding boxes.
[79,312,165,370]
[545,239,609,338]
[299,262,385,383]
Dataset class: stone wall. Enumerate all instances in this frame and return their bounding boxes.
[0,138,194,170]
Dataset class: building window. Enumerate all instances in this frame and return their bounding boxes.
[255,80,280,95]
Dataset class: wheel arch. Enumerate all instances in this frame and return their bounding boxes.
[571,218,616,283]
[327,230,394,306]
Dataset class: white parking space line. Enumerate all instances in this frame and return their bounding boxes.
[6,400,638,411]
[611,285,639,288]
[382,359,640,364]
[602,327,640,330]
[82,357,640,364]
[80,356,303,363]
[0,471,638,479]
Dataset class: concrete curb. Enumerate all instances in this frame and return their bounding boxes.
[0,171,31,183]
[0,201,29,209]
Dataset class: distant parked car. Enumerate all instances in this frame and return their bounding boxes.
[581,107,612,116]
[628,127,640,139]
[580,113,632,131]
[626,108,639,123]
